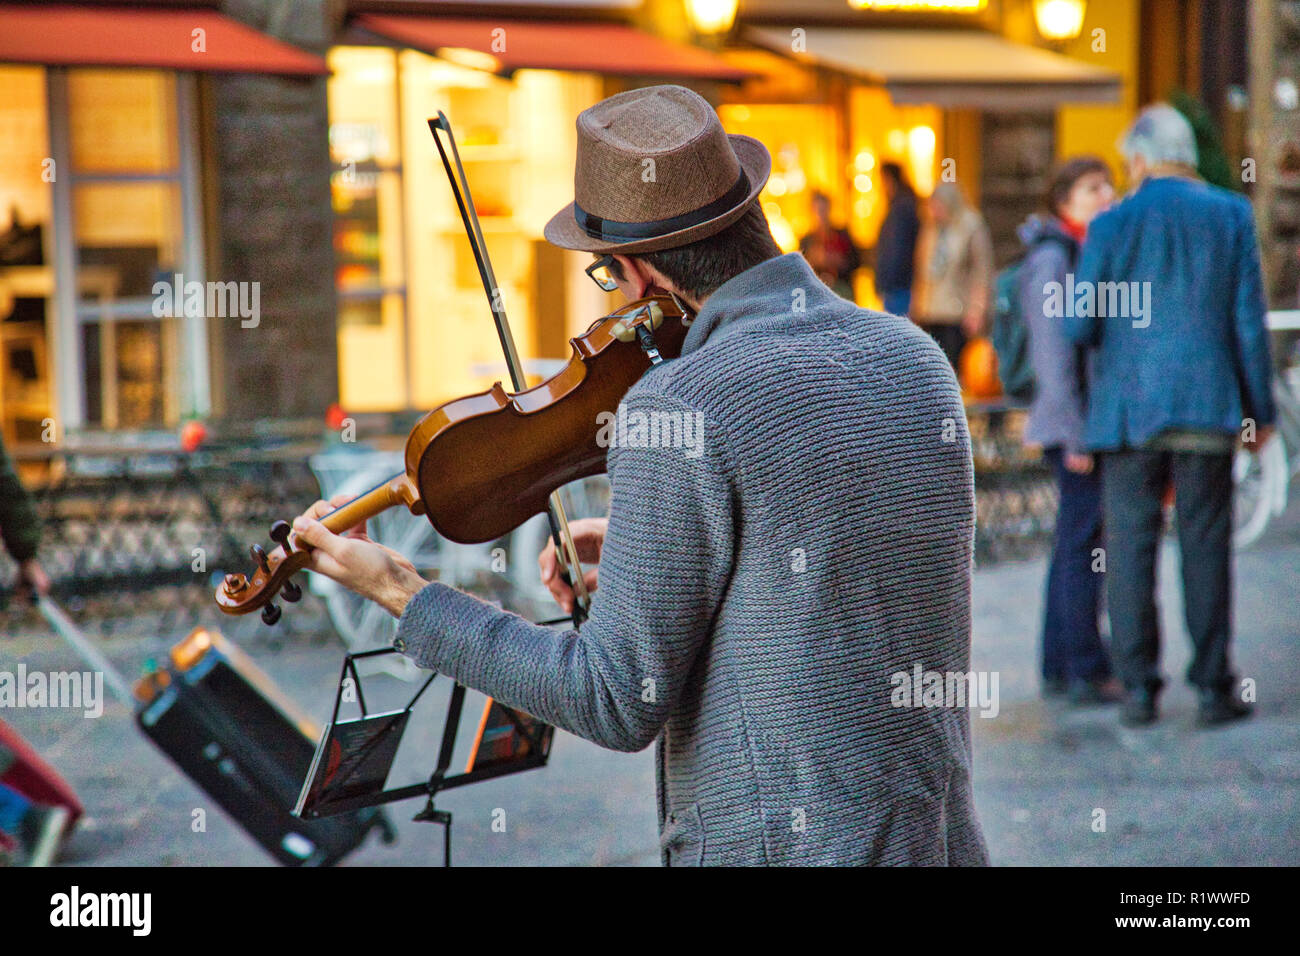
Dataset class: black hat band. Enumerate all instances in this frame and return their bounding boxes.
[572,171,751,243]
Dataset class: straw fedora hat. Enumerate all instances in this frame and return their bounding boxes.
[544,85,771,255]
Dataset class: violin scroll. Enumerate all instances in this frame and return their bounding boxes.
[216,474,424,619]
[217,520,314,622]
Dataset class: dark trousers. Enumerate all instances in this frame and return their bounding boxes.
[1042,449,1112,685]
[1101,449,1235,696]
[916,322,966,368]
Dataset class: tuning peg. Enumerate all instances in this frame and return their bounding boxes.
[281,580,302,603]
[250,544,270,575]
[269,520,293,554]
[261,603,282,626]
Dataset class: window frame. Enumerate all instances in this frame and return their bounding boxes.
[46,67,208,431]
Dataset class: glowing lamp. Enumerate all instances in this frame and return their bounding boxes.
[685,0,739,35]
[1033,0,1087,42]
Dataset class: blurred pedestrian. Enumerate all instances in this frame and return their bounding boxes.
[874,162,921,316]
[915,182,994,367]
[1065,104,1276,727]
[1,431,50,600]
[1018,156,1122,705]
[800,190,860,301]
[0,438,63,866]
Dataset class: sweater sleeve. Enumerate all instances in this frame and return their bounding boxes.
[1021,243,1089,454]
[968,221,995,316]
[0,436,41,562]
[392,387,736,753]
[1230,203,1277,427]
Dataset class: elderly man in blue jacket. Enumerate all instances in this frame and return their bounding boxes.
[1065,104,1276,728]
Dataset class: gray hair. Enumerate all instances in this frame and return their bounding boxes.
[1119,104,1198,169]
[930,181,968,214]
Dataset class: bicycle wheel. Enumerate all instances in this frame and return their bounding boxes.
[306,452,440,675]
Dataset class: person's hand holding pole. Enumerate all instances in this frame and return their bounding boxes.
[17,558,49,600]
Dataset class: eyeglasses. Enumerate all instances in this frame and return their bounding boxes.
[585,255,618,292]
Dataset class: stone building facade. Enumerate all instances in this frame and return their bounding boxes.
[210,0,342,421]
[982,112,1057,267]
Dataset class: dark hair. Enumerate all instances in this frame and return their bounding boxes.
[1045,156,1112,216]
[607,201,783,300]
[880,161,911,193]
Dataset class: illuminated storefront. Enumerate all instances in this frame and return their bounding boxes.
[327,6,748,412]
[715,0,1126,308]
[713,59,944,305]
[0,3,327,443]
[0,0,1225,438]
[0,66,207,437]
[326,48,604,412]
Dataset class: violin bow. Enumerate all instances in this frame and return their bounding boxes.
[429,113,590,628]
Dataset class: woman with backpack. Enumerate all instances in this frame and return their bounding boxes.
[1019,156,1122,705]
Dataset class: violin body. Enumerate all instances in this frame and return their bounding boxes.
[216,295,688,618]
[411,295,687,543]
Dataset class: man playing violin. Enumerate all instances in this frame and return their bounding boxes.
[292,85,989,866]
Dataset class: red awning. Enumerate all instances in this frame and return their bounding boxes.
[0,4,328,74]
[351,14,751,83]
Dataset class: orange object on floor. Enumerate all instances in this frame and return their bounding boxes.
[960,336,1003,399]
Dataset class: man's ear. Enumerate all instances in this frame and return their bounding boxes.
[612,254,653,297]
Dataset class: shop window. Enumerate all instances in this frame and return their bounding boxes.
[400,52,532,411]
[328,47,408,411]
[850,88,942,234]
[329,48,405,313]
[715,50,893,294]
[717,102,841,254]
[328,47,599,413]
[847,88,943,307]
[66,69,187,429]
[721,93,942,309]
[0,65,53,447]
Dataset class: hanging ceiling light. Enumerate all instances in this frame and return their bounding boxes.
[685,0,739,35]
[1033,0,1088,42]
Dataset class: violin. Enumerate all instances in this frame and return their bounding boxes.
[215,294,688,623]
[217,111,694,627]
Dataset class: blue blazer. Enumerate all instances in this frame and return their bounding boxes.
[1065,176,1276,451]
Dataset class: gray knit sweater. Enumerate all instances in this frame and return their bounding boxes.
[395,252,989,866]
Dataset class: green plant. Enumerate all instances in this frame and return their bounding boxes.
[1169,88,1238,192]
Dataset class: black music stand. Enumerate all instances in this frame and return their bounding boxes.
[294,647,555,866]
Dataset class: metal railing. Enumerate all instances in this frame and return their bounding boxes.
[0,405,1064,640]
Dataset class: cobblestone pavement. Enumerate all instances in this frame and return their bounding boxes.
[2,507,1296,866]
[972,504,1300,866]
